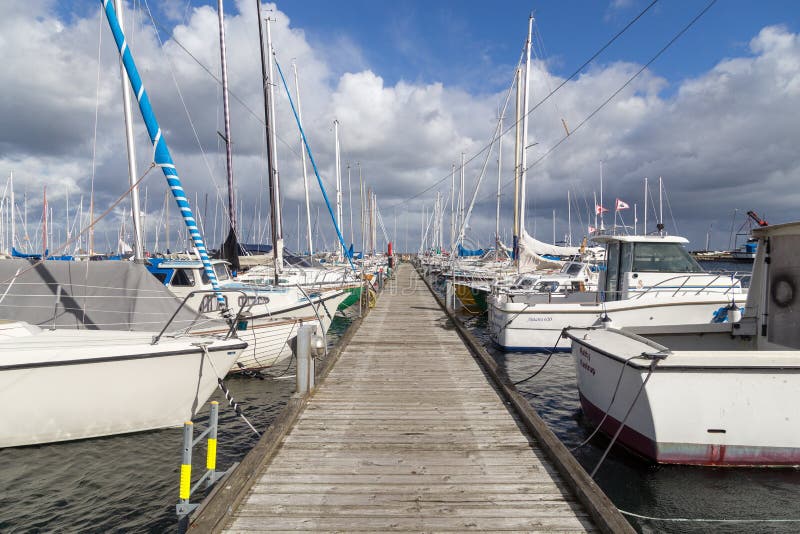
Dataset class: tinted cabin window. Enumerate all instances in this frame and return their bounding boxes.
[632,243,703,273]
[171,268,195,286]
[604,242,621,301]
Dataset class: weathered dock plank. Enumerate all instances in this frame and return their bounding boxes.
[191,263,630,533]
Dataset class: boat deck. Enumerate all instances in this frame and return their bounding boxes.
[197,263,628,532]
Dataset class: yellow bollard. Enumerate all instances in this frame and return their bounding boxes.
[206,401,219,471]
[179,421,193,501]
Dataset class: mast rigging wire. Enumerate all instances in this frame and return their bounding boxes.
[390,0,661,209]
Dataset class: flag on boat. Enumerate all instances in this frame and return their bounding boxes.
[588,225,596,233]
[595,204,608,215]
[615,198,630,210]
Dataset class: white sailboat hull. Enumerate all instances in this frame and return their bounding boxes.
[196,290,348,372]
[0,326,245,448]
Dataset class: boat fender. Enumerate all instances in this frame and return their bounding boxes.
[727,302,742,323]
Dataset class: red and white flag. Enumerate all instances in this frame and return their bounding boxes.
[588,225,596,233]
[615,198,630,211]
[595,204,608,215]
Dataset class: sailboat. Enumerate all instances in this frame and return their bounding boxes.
[0,0,249,448]
[144,1,347,372]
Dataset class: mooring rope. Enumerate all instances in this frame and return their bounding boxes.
[590,357,662,477]
[619,509,800,524]
[200,344,261,438]
[570,352,641,452]
[512,329,566,386]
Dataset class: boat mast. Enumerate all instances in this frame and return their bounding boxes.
[567,190,572,246]
[513,66,522,264]
[256,1,281,283]
[266,16,283,264]
[291,61,313,259]
[658,176,663,235]
[217,0,239,269]
[114,0,144,262]
[518,15,533,239]
[450,163,455,249]
[459,152,465,240]
[334,119,343,260]
[643,177,648,235]
[42,186,47,257]
[348,164,354,249]
[359,162,364,257]
[9,172,14,253]
[599,161,604,230]
[495,113,502,259]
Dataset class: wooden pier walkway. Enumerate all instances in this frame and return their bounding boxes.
[196,263,630,532]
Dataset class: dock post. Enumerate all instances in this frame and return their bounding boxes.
[177,421,193,533]
[296,324,313,395]
[206,401,219,486]
[445,280,454,313]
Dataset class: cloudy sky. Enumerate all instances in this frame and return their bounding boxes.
[1,0,799,255]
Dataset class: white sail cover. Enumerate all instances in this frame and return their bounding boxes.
[520,230,581,257]
[518,231,566,272]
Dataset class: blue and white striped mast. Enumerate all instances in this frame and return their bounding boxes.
[100,0,227,308]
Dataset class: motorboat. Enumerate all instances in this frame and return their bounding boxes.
[489,233,746,351]
[563,221,800,465]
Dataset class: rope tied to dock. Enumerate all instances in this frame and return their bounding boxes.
[512,329,566,385]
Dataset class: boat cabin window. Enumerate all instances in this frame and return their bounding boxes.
[171,268,195,287]
[213,263,231,281]
[631,243,703,273]
[562,263,583,276]
[536,281,560,293]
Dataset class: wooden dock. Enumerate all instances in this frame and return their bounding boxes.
[192,263,631,533]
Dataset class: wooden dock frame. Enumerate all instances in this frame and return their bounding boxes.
[188,262,633,533]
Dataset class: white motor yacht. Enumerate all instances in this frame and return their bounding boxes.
[489,233,746,351]
[563,221,800,466]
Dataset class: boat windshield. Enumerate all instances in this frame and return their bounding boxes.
[561,263,583,276]
[214,263,231,281]
[631,243,704,273]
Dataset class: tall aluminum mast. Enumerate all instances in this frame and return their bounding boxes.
[114,0,144,261]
